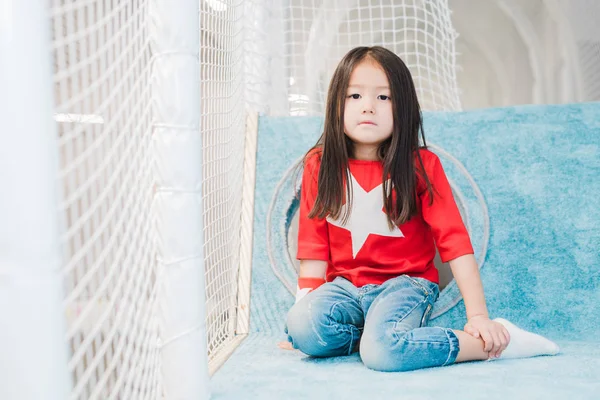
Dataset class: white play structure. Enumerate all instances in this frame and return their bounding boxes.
[1,0,598,399]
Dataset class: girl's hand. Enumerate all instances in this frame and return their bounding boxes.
[464,315,511,359]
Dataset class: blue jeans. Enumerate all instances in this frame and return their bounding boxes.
[285,275,460,372]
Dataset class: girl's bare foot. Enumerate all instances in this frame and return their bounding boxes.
[277,341,295,351]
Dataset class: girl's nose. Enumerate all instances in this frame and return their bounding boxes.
[362,100,375,114]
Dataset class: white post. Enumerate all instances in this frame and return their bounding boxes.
[0,1,71,399]
[150,0,210,399]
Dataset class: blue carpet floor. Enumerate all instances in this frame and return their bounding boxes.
[211,102,600,399]
[212,336,599,399]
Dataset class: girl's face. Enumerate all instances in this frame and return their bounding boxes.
[343,59,394,160]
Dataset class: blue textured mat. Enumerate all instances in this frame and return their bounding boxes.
[212,102,600,399]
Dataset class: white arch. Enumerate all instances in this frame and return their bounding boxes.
[457,30,511,106]
[541,0,584,102]
[495,0,545,103]
[447,1,514,107]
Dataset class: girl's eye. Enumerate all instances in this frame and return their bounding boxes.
[378,95,390,101]
[348,94,361,99]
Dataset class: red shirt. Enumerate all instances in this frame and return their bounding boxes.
[296,148,474,287]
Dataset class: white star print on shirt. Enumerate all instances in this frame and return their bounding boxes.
[326,173,404,258]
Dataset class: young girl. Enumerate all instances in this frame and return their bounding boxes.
[281,46,559,372]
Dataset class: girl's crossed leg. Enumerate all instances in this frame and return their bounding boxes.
[284,275,560,371]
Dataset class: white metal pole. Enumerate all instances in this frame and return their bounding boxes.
[0,1,72,399]
[150,0,210,398]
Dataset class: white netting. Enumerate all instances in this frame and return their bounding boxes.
[224,0,461,117]
[284,0,461,114]
[200,0,248,371]
[51,1,160,399]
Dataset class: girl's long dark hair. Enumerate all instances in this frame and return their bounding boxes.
[307,46,434,228]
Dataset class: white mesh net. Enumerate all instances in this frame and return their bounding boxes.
[200,0,248,371]
[284,0,461,114]
[220,0,461,117]
[51,1,160,398]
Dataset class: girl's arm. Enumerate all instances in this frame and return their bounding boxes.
[279,260,328,351]
[419,152,484,316]
[295,151,329,303]
[449,254,489,319]
[295,260,327,303]
[450,253,513,357]
[421,152,508,355]
[300,259,328,278]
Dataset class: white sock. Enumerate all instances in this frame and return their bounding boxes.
[493,318,560,360]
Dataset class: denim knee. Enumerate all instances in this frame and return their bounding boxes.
[285,300,328,357]
[360,327,459,372]
[286,299,358,357]
[359,327,409,372]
